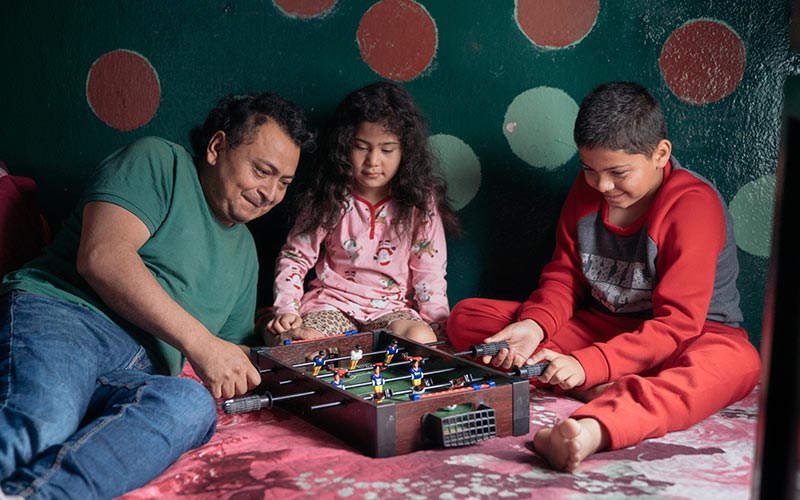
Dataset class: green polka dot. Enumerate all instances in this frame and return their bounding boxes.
[429,134,481,210]
[729,174,776,257]
[503,86,579,169]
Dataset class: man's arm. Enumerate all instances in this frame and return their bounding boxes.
[76,201,261,399]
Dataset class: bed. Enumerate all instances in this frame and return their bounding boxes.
[119,361,759,500]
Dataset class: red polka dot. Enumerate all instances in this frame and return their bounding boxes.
[357,0,437,82]
[659,20,746,105]
[273,0,336,18]
[86,50,160,131]
[516,0,599,48]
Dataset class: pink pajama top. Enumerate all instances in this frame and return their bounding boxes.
[273,194,450,337]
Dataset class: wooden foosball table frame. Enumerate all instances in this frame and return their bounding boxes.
[231,330,531,458]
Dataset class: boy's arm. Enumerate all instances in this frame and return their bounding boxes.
[571,187,726,389]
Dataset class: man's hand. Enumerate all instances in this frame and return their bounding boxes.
[185,334,262,399]
[529,348,586,390]
[481,319,545,370]
[266,313,302,334]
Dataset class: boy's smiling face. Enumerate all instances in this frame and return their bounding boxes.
[579,139,672,216]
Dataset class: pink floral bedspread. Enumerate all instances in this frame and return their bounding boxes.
[120,364,759,500]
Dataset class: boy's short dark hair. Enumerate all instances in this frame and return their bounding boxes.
[573,81,667,156]
[190,92,315,157]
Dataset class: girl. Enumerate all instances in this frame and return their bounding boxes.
[266,81,459,345]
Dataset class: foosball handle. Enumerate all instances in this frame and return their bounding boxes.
[469,341,509,358]
[512,361,550,379]
[222,394,272,414]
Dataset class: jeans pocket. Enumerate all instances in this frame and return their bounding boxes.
[125,346,156,374]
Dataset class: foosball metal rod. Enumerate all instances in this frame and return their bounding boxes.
[293,348,406,368]
[346,367,456,390]
[316,358,420,380]
[278,376,303,386]
[308,400,348,411]
[377,375,488,400]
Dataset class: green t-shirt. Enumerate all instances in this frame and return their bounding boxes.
[1,137,259,375]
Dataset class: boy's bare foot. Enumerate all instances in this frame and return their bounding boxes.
[532,417,609,472]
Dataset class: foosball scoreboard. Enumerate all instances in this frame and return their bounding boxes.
[223,330,545,458]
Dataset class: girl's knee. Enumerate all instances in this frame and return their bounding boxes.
[407,324,437,344]
[389,320,436,343]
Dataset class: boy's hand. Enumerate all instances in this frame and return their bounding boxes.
[529,348,586,390]
[481,319,545,370]
[266,313,302,335]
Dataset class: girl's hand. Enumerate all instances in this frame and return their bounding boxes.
[481,319,545,370]
[529,348,586,390]
[266,313,302,335]
[278,326,326,344]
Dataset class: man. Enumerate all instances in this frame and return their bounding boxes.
[0,92,314,499]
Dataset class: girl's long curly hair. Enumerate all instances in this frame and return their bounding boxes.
[296,81,460,237]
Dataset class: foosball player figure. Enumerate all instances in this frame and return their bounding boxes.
[409,359,424,392]
[331,371,346,390]
[350,344,363,370]
[384,339,399,365]
[312,350,327,376]
[449,373,473,388]
[371,365,386,403]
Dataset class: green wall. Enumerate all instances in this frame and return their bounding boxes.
[1,1,792,347]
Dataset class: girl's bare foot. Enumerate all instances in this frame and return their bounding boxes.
[531,417,609,472]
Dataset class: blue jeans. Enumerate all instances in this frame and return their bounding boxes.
[0,291,217,499]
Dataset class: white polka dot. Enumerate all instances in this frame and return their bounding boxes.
[729,174,776,257]
[429,134,482,210]
[503,86,579,169]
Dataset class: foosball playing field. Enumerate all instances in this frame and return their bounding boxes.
[223,330,535,457]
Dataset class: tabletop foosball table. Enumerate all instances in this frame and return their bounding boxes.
[223,330,547,458]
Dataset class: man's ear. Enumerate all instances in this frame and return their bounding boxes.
[206,131,226,166]
[653,139,672,168]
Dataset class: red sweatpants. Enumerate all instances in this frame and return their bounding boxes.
[447,298,762,450]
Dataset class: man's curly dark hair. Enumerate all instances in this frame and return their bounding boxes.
[190,92,316,158]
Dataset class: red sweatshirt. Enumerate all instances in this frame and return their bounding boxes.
[517,158,744,388]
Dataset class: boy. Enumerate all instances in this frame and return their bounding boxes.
[446,81,761,472]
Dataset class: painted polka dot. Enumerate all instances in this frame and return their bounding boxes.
[273,0,336,19]
[729,175,775,257]
[86,49,160,132]
[357,0,437,81]
[515,0,599,49]
[429,134,481,211]
[659,19,746,105]
[503,87,579,169]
